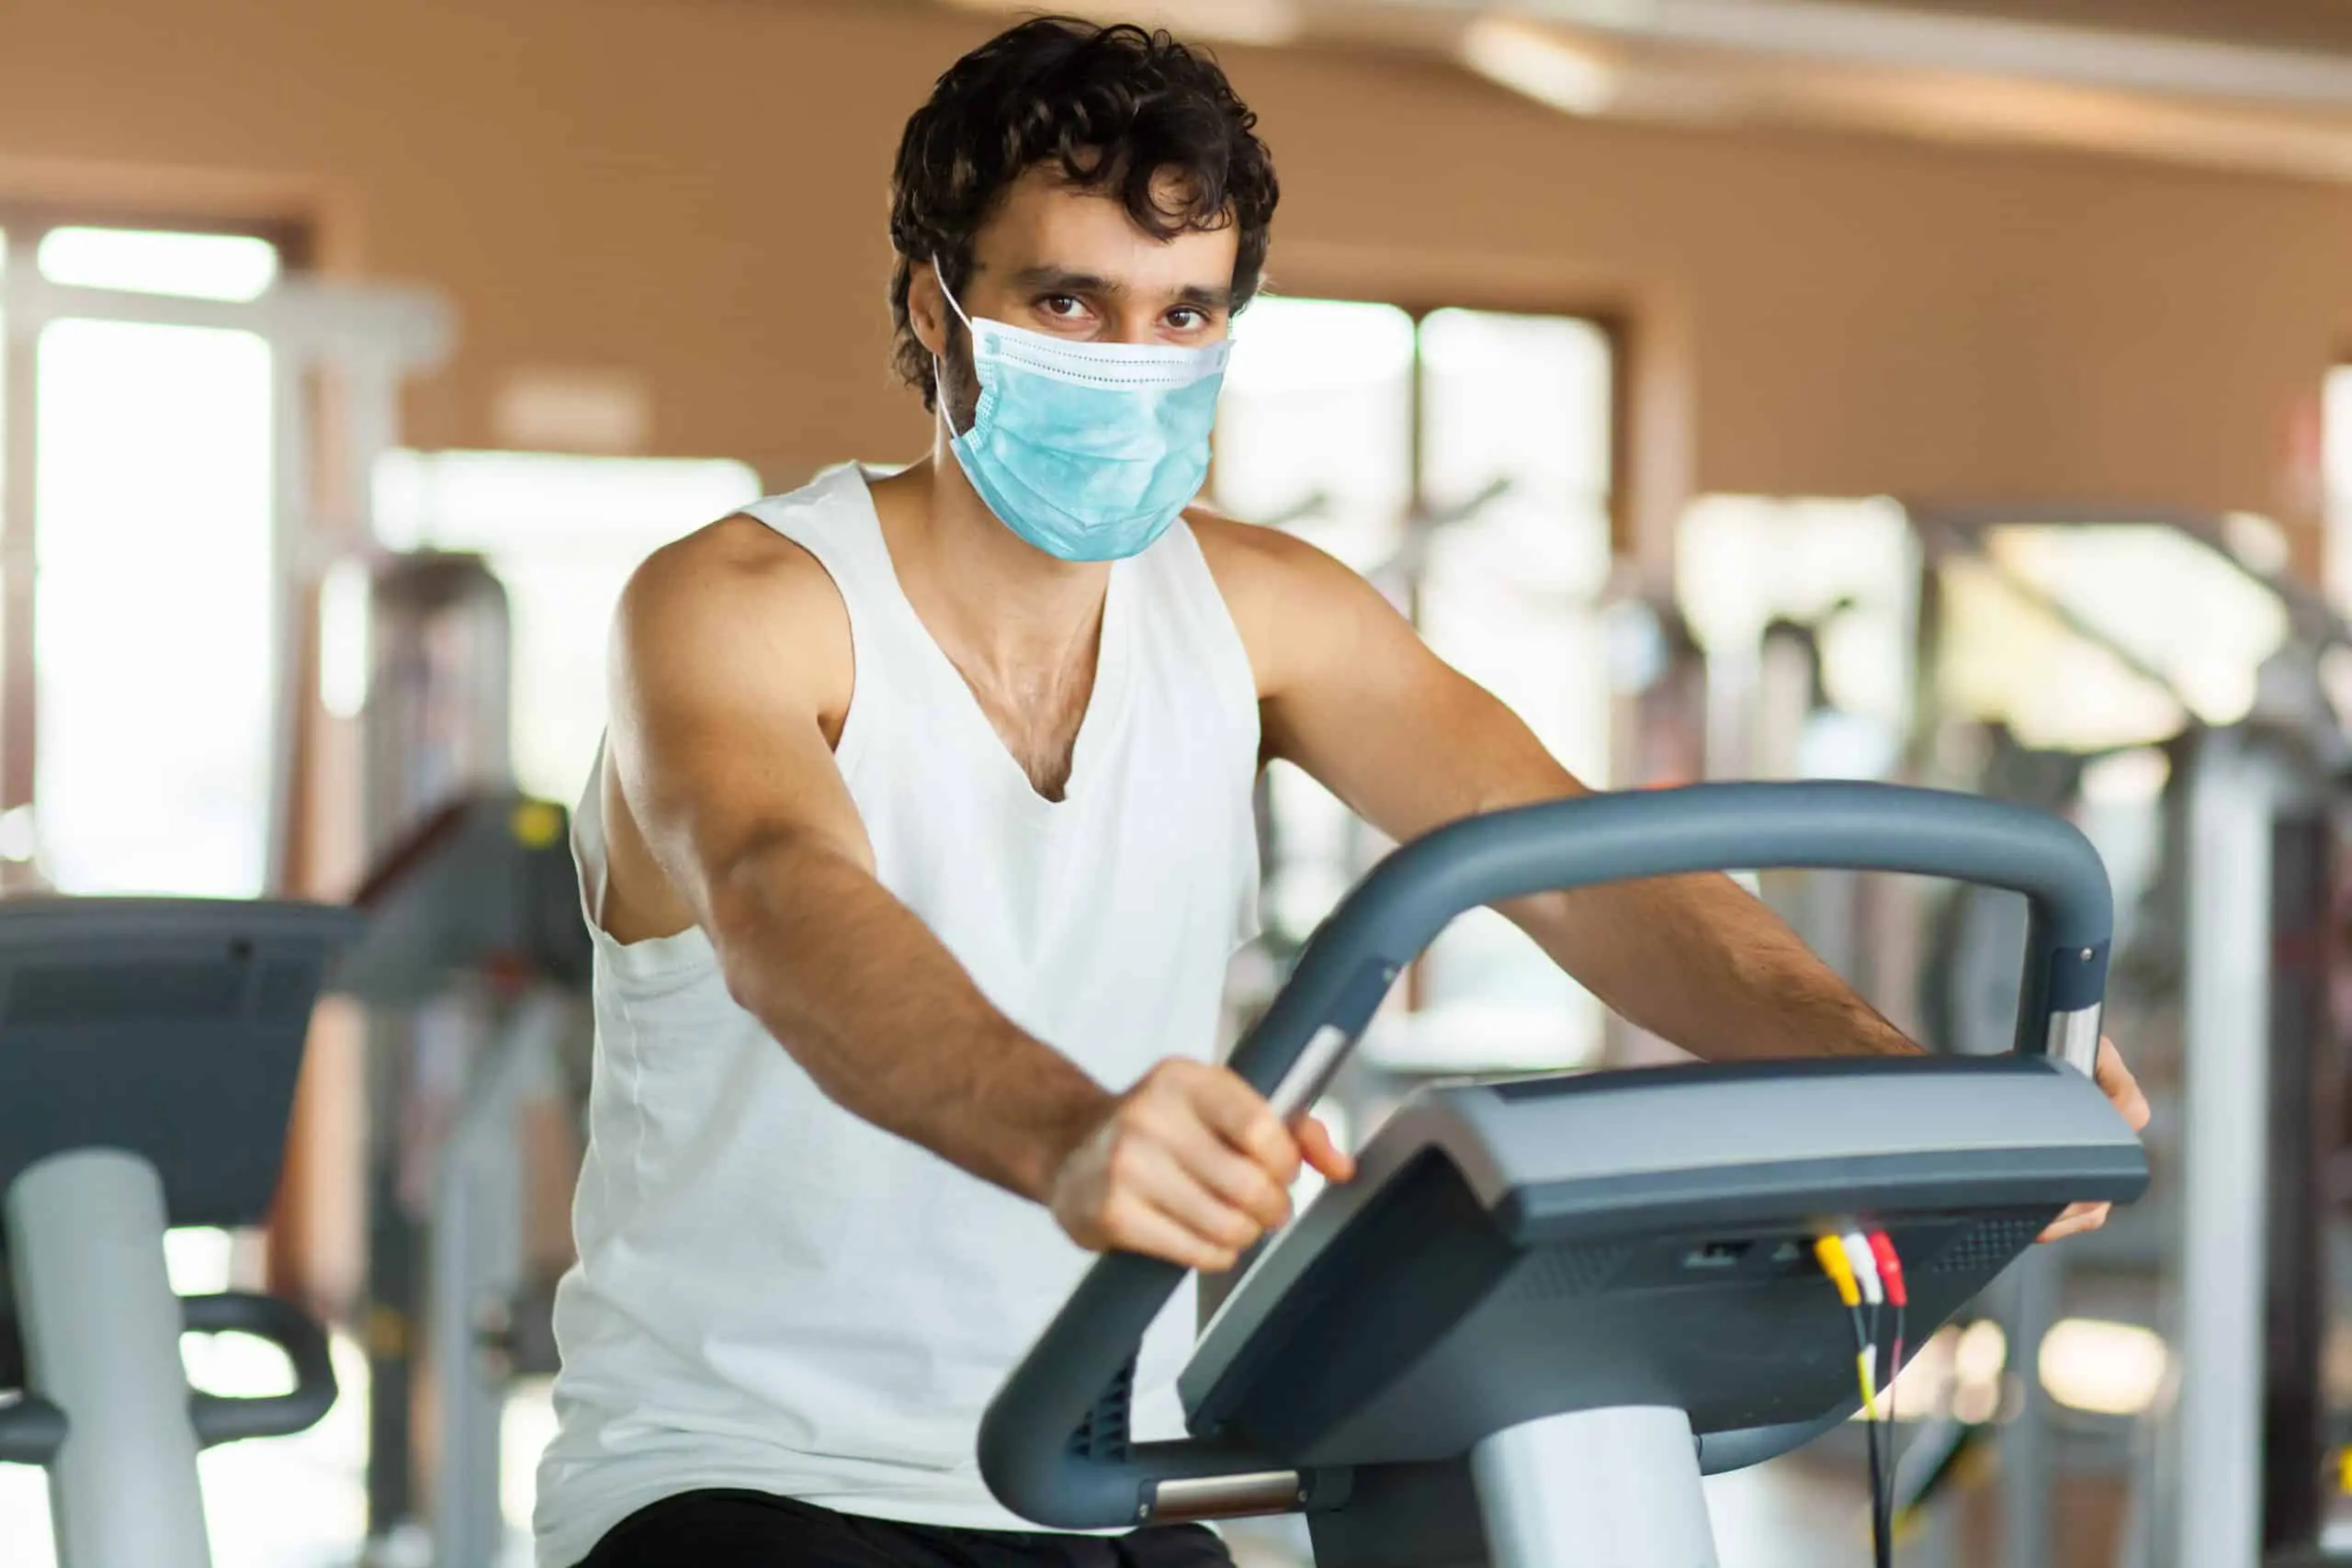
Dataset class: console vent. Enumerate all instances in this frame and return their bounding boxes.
[1924,1216,2046,1275]
[1510,1243,1633,1302]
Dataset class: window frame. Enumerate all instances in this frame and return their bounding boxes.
[0,204,313,892]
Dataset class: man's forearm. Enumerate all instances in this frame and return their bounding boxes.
[707,833,1111,1200]
[1509,873,1918,1062]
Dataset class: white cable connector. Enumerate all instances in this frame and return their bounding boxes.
[1840,1231,1884,1306]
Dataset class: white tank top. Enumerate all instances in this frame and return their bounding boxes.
[533,465,1262,1566]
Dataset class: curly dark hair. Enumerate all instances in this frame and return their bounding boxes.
[887,16,1279,412]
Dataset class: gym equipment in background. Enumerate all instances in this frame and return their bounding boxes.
[1908,505,2352,1568]
[980,781,2148,1567]
[338,790,591,1568]
[0,898,357,1568]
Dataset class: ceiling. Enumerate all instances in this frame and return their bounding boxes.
[1863,0,2352,57]
[931,0,2352,184]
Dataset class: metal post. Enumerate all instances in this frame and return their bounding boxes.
[2172,728,2274,1568]
[6,1150,211,1568]
[1,229,41,893]
[1470,1405,1720,1568]
[429,989,567,1568]
[266,347,310,896]
[1999,1246,2061,1568]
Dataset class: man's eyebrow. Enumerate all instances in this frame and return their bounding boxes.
[1011,265,1125,296]
[1172,282,1235,310]
[1007,266,1234,310]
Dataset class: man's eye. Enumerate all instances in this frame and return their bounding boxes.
[1169,308,1205,330]
[1042,296,1085,318]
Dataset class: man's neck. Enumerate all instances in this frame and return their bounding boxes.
[866,451,1111,692]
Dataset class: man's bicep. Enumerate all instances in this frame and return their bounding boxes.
[606,536,871,918]
[1258,543,1587,842]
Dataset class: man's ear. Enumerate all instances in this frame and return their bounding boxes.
[907,257,952,358]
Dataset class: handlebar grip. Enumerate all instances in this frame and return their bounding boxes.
[183,1292,338,1448]
[980,782,2112,1529]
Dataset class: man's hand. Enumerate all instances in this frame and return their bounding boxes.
[2040,1037,2152,1244]
[1047,1058,1357,1272]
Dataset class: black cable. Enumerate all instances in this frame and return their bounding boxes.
[1885,1306,1907,1552]
[1849,1305,1891,1568]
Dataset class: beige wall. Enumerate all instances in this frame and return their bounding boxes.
[6,0,2352,558]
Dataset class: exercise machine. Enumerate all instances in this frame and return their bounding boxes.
[980,782,2148,1566]
[0,897,356,1567]
[338,791,591,1568]
[1907,504,2352,1568]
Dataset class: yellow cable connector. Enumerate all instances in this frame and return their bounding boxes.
[1815,1235,1862,1308]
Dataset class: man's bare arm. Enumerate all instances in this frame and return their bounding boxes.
[1202,517,2146,1239]
[606,525,1101,1198]
[604,521,1339,1269]
[1204,520,1908,1062]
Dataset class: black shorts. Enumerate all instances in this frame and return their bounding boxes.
[577,1489,1238,1568]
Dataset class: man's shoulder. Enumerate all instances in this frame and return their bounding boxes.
[615,505,854,703]
[1185,507,1349,590]
[628,513,840,621]
[1186,507,1373,619]
[1184,508,1385,694]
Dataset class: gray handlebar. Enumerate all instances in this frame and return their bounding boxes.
[978,782,2113,1529]
[184,1292,339,1447]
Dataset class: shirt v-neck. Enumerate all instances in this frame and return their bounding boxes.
[846,468,1135,814]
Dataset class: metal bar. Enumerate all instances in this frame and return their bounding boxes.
[1144,1472,1306,1523]
[1471,1405,1718,1568]
[265,350,308,895]
[2046,1003,2104,1076]
[0,276,452,369]
[2175,728,2275,1568]
[1999,1247,2061,1568]
[2260,809,2332,1551]
[6,1150,211,1568]
[1,230,40,883]
[1268,1024,1352,1122]
[428,989,569,1568]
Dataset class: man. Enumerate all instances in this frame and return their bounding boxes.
[538,17,2149,1568]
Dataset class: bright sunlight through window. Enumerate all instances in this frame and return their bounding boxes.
[36,317,276,896]
[38,227,280,302]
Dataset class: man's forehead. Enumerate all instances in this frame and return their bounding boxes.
[974,168,1238,291]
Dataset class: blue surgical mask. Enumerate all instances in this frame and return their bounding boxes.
[934,259,1228,562]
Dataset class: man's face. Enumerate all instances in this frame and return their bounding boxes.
[918,165,1241,430]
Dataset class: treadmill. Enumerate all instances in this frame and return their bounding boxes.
[979,781,2151,1567]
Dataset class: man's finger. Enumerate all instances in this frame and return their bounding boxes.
[1102,1191,1241,1272]
[2037,1201,2111,1244]
[2095,1040,2153,1132]
[1297,1116,1356,1184]
[1119,1136,1268,1250]
[1146,1102,1294,1231]
[1187,1067,1300,1179]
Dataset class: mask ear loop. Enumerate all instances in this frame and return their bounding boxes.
[932,255,976,333]
[930,255,977,437]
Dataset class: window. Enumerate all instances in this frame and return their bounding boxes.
[370,450,763,806]
[0,222,285,896]
[1215,297,1615,1074]
[1677,496,1916,782]
[1928,520,2287,752]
